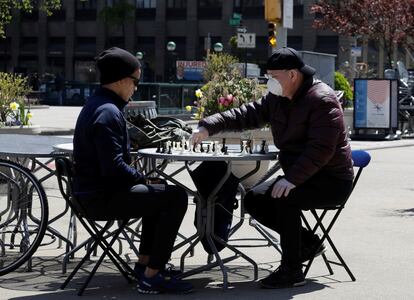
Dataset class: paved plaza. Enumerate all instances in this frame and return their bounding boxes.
[0,106,414,299]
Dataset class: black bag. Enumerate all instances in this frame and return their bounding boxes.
[190,161,240,254]
[127,114,192,150]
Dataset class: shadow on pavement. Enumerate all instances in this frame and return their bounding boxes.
[1,257,334,300]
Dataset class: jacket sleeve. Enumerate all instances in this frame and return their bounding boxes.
[198,95,271,135]
[284,97,343,186]
[92,110,144,186]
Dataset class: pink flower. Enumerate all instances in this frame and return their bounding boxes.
[218,96,225,104]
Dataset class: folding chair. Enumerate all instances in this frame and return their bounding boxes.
[55,157,136,296]
[301,150,371,281]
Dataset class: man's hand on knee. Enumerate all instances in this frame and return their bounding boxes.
[271,178,296,198]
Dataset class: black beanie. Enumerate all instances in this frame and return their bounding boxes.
[96,47,141,84]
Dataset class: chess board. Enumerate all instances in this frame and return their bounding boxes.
[138,139,277,162]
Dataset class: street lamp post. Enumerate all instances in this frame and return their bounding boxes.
[136,51,144,82]
[213,42,224,53]
[166,41,176,82]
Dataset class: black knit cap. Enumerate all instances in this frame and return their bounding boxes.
[267,47,315,77]
[96,47,141,84]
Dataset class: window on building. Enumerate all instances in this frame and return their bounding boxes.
[233,0,263,19]
[106,36,124,49]
[21,9,39,21]
[48,37,65,55]
[20,37,38,52]
[47,9,66,21]
[168,0,186,8]
[287,36,303,50]
[0,38,12,72]
[293,4,303,18]
[75,0,97,20]
[136,36,155,82]
[198,0,222,19]
[17,55,38,75]
[76,37,96,54]
[136,0,156,8]
[136,0,156,19]
[314,35,338,54]
[167,0,187,19]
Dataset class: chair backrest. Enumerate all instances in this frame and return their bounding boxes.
[55,157,89,218]
[351,150,371,191]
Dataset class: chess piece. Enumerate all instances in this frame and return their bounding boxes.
[168,145,172,154]
[221,138,226,153]
[212,142,215,153]
[192,144,197,152]
[213,142,220,156]
[200,143,204,153]
[241,141,248,155]
[156,142,161,153]
[223,146,228,155]
[260,140,266,154]
[206,144,210,153]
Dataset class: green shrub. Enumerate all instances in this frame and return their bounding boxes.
[334,71,353,105]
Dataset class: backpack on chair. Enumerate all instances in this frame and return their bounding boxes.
[190,161,240,254]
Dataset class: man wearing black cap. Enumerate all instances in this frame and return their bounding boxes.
[192,47,354,288]
[73,47,193,294]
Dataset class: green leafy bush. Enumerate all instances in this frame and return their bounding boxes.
[334,71,353,106]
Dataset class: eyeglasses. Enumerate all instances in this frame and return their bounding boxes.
[265,70,290,79]
[128,76,140,86]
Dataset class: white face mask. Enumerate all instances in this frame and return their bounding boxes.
[267,78,283,96]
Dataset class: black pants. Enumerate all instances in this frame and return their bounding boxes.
[83,183,188,270]
[244,173,353,270]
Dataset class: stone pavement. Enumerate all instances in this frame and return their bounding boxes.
[0,105,414,299]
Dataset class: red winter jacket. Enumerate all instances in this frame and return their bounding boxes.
[198,77,354,186]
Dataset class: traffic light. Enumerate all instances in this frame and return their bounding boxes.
[268,22,277,48]
[265,0,281,22]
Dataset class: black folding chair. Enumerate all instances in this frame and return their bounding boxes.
[55,157,136,296]
[301,150,371,281]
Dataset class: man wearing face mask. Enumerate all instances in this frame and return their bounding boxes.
[191,47,354,289]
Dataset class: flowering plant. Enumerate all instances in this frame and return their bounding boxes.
[186,54,264,119]
[0,72,33,127]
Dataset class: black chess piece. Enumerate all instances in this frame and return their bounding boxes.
[212,143,216,153]
[193,144,196,152]
[247,140,253,154]
[168,145,172,154]
[221,138,226,153]
[184,142,188,150]
[156,143,161,153]
[206,144,210,153]
[260,140,266,154]
[223,146,228,155]
[200,143,204,153]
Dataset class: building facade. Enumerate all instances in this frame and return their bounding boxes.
[0,0,358,82]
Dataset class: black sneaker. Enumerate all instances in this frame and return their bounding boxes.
[260,265,306,289]
[137,273,193,294]
[134,263,183,280]
[301,236,327,263]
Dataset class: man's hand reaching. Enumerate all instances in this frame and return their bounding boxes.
[191,126,209,145]
[271,178,296,198]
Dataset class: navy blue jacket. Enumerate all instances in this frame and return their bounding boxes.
[73,87,144,196]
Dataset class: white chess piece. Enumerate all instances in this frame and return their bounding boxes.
[241,140,248,155]
[213,141,219,156]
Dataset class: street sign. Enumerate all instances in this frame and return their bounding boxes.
[237,27,247,33]
[237,33,256,48]
[229,19,241,26]
[232,12,242,20]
